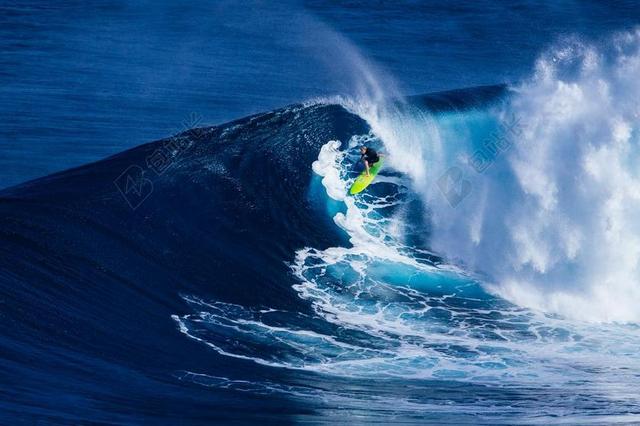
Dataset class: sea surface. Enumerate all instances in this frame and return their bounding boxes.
[2,1,640,424]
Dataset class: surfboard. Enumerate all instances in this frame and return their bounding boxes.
[349,158,384,195]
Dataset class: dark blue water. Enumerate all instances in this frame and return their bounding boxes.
[2,1,640,424]
[2,0,639,188]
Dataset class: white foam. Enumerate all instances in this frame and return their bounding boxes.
[444,33,640,323]
[312,139,346,201]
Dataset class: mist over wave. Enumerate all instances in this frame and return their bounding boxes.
[342,29,640,323]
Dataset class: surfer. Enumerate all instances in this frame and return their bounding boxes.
[349,146,384,195]
[360,146,380,176]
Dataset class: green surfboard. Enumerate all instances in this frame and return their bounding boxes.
[349,158,384,195]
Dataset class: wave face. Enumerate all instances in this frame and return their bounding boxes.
[2,83,640,423]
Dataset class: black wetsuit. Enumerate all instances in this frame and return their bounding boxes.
[362,148,380,165]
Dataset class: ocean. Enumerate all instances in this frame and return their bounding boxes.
[1,1,640,424]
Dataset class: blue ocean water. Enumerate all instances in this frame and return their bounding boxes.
[2,0,639,188]
[2,1,640,424]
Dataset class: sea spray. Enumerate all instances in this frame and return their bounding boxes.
[344,31,640,322]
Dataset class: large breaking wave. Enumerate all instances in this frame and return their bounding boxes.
[2,28,640,424]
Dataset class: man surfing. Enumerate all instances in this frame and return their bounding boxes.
[359,145,381,176]
[349,146,384,195]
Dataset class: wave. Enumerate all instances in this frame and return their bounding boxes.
[174,111,639,391]
[2,37,640,421]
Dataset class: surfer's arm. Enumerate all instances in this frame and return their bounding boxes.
[364,160,371,176]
